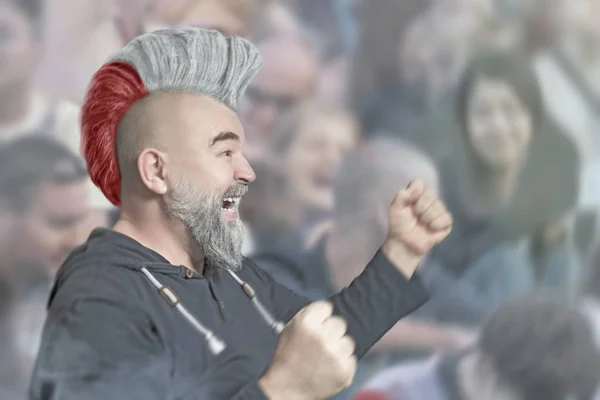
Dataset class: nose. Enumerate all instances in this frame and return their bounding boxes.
[491,110,509,132]
[234,155,256,184]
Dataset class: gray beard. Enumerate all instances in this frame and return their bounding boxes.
[164,177,245,273]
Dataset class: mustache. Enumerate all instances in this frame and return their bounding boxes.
[222,183,248,199]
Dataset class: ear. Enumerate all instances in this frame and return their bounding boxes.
[137,148,169,196]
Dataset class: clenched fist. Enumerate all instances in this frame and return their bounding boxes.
[383,179,452,278]
[259,301,356,400]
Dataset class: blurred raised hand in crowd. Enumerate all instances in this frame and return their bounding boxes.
[2,0,600,399]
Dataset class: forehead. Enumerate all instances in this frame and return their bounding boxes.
[153,93,245,146]
[33,181,88,215]
[0,2,32,28]
[471,78,519,101]
[298,114,357,141]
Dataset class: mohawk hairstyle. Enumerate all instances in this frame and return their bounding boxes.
[81,28,262,205]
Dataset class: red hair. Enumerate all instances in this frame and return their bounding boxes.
[81,62,149,206]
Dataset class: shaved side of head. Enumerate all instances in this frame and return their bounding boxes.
[115,94,162,185]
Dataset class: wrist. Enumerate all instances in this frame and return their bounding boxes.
[382,239,420,279]
[258,370,308,400]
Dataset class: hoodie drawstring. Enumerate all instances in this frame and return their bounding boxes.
[140,267,284,355]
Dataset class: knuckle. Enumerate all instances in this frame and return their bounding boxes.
[344,336,356,352]
[332,316,347,330]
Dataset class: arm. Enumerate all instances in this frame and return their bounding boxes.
[253,247,428,359]
[371,319,473,353]
[260,181,455,359]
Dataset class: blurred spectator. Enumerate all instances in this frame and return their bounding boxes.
[0,136,90,396]
[40,0,120,103]
[248,0,303,40]
[0,136,89,281]
[0,0,79,146]
[151,0,268,37]
[534,0,600,211]
[246,102,359,262]
[286,0,357,105]
[238,34,319,162]
[328,137,486,326]
[354,294,600,400]
[0,0,109,231]
[428,50,580,308]
[328,138,482,356]
[253,137,478,399]
[349,0,429,112]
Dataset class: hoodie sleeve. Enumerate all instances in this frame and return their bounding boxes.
[251,248,429,358]
[29,297,268,400]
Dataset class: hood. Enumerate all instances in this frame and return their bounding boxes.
[49,228,195,306]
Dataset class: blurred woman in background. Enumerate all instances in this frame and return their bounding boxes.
[430,50,581,310]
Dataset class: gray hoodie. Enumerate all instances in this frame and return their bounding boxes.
[28,228,428,399]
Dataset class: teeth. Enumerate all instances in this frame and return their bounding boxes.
[221,196,241,211]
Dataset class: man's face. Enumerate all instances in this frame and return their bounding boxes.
[158,94,256,272]
[0,2,40,90]
[12,180,89,277]
[238,39,318,149]
[283,114,358,212]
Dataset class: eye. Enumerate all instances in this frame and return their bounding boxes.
[221,150,233,157]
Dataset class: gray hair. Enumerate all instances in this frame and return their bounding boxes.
[107,28,263,110]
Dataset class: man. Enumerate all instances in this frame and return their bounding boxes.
[354,294,600,400]
[0,136,89,281]
[0,136,89,397]
[238,34,319,161]
[1,0,113,232]
[29,28,452,399]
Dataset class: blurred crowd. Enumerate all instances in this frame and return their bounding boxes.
[2,0,600,398]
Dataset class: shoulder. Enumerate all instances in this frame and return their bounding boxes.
[49,249,149,312]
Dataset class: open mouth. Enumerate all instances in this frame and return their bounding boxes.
[221,197,241,212]
[312,175,334,190]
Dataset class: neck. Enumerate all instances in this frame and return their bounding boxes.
[458,352,521,400]
[114,209,205,274]
[0,82,33,127]
[466,163,520,216]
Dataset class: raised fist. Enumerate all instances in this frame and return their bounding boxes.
[384,179,452,277]
[259,301,357,400]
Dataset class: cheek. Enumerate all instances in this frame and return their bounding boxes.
[467,118,486,146]
[511,117,533,150]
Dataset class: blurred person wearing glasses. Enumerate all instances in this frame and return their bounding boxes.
[238,34,319,162]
